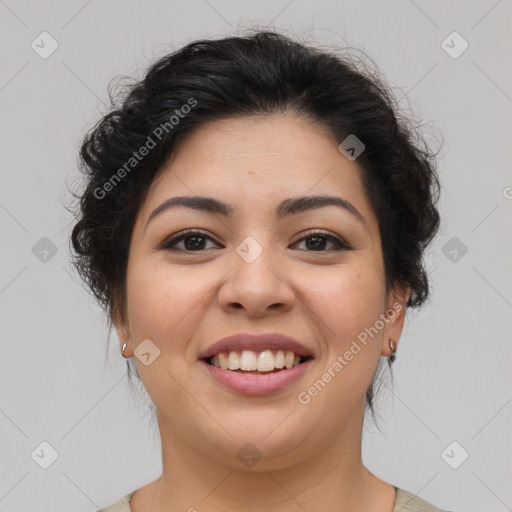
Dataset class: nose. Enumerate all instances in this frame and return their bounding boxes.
[217,237,296,317]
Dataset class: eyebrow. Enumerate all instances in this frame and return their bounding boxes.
[145,194,367,231]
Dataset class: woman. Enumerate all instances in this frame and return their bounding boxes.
[71,30,450,511]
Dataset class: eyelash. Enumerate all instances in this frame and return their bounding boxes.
[160,228,351,252]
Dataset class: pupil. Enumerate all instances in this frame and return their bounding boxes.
[306,236,326,251]
[185,236,205,250]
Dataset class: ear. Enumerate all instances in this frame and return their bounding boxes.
[381,285,411,356]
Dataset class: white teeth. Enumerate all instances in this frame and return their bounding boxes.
[210,349,305,371]
[218,353,229,370]
[240,350,258,371]
[228,351,240,370]
[274,350,285,368]
[257,350,275,371]
[284,351,295,369]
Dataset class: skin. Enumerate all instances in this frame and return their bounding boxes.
[114,113,410,512]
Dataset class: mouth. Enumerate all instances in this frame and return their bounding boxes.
[201,349,313,374]
[197,332,315,395]
[199,349,314,395]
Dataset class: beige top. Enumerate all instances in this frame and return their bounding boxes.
[98,486,453,511]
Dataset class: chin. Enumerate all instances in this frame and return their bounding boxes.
[186,410,317,469]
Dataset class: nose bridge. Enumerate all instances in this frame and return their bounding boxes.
[235,234,266,266]
[232,232,285,285]
[218,232,294,314]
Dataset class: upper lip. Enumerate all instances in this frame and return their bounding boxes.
[198,332,315,360]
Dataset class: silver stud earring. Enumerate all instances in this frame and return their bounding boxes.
[121,342,129,358]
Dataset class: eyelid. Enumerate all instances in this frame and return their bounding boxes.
[159,228,220,250]
[160,228,352,252]
[295,228,351,249]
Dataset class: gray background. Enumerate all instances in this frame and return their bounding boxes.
[1,0,511,510]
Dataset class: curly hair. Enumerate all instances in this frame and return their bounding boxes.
[70,30,441,416]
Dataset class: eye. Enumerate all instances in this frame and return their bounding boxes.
[291,230,351,252]
[160,229,221,252]
[160,229,351,253]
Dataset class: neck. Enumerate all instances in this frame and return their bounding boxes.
[131,408,395,512]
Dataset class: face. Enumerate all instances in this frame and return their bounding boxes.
[115,114,408,470]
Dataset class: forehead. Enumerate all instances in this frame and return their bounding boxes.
[143,114,371,214]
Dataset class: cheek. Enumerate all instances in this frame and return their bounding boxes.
[294,265,386,420]
[124,258,204,358]
[300,260,386,351]
[123,259,207,414]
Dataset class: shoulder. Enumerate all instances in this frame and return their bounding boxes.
[97,491,135,512]
[96,487,455,512]
[393,487,454,512]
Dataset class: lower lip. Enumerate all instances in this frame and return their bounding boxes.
[200,359,313,396]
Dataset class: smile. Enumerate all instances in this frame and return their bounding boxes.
[207,349,310,372]
[200,349,314,395]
